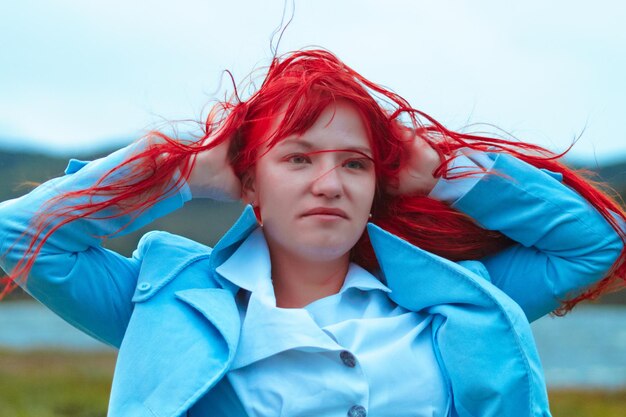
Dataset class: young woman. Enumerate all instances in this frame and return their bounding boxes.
[1,49,624,417]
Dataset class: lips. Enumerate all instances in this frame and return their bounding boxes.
[302,207,349,219]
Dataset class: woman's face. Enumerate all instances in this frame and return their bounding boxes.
[243,100,376,263]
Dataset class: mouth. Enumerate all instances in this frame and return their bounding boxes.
[302,207,349,219]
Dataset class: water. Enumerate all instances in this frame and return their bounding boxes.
[1,301,625,388]
[0,301,113,352]
[530,305,626,389]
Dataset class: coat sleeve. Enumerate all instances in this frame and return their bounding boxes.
[0,140,193,347]
[435,151,624,322]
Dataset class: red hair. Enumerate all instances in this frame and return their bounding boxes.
[3,49,626,313]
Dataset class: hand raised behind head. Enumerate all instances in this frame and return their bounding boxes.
[387,127,442,196]
[187,133,242,201]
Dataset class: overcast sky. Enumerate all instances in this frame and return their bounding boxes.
[1,0,625,164]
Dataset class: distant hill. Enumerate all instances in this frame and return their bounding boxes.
[0,147,625,305]
[586,160,626,200]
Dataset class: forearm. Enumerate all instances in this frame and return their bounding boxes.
[430,150,624,320]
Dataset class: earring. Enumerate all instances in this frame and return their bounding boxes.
[368,213,373,219]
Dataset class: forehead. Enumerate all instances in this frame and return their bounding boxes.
[268,100,372,153]
[276,137,373,159]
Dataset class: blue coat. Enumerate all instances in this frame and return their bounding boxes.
[0,143,622,417]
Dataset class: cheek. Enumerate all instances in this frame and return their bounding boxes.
[255,170,299,215]
[355,175,376,206]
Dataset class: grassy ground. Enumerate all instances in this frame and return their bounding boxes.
[1,350,625,416]
[0,350,114,417]
[549,390,626,417]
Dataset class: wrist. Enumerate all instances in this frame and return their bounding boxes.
[428,150,494,204]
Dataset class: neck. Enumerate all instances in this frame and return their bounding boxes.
[268,247,350,309]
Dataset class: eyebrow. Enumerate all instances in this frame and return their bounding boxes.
[279,138,373,157]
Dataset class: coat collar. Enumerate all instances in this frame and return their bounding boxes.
[209,204,491,312]
[366,222,497,310]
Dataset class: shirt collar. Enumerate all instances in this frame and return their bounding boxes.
[230,265,392,371]
[339,263,391,294]
[230,295,341,370]
[215,226,392,370]
[215,225,390,300]
[215,227,275,303]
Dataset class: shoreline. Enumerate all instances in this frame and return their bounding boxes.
[1,349,625,417]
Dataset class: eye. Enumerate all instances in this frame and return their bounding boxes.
[343,158,370,170]
[286,153,311,165]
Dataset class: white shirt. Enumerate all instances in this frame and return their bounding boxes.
[212,228,450,417]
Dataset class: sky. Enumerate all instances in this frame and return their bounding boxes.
[1,0,625,164]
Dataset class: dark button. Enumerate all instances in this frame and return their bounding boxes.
[340,350,356,368]
[347,405,367,417]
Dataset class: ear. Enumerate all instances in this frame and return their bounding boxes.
[240,169,258,205]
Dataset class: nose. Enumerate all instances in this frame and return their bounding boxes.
[310,165,343,199]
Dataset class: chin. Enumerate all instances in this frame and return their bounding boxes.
[263,223,364,262]
[293,237,356,262]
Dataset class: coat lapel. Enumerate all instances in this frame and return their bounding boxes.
[109,206,260,417]
[109,226,251,417]
[367,223,551,417]
[111,285,242,417]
